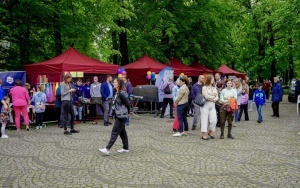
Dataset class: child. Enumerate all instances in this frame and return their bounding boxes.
[1,96,11,138]
[31,85,47,129]
[248,85,254,111]
[253,83,266,123]
[238,89,249,121]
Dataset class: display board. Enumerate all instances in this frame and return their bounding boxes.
[0,71,26,94]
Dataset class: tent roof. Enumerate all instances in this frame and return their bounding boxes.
[123,55,167,73]
[168,58,203,76]
[190,62,215,74]
[25,47,119,74]
[217,64,245,77]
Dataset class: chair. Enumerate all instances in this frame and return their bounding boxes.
[129,95,143,119]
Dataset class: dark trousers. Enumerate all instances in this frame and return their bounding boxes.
[215,104,221,127]
[62,101,75,130]
[187,99,194,115]
[89,104,97,118]
[56,107,61,126]
[106,118,128,150]
[161,98,174,117]
[238,104,249,120]
[177,103,189,133]
[265,90,270,100]
[220,109,234,135]
[272,102,280,117]
[35,112,44,127]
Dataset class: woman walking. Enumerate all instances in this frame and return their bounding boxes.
[9,79,30,131]
[31,85,47,129]
[99,78,130,155]
[61,73,80,135]
[233,78,242,127]
[219,80,237,139]
[200,75,218,140]
[173,76,190,137]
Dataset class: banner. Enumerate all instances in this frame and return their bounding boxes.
[0,71,26,94]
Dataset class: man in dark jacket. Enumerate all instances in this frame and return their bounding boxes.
[101,75,114,126]
[271,77,283,117]
[191,75,205,130]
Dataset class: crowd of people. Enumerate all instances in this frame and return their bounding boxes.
[160,73,284,140]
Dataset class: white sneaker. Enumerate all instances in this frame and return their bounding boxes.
[36,126,40,130]
[233,124,237,127]
[182,132,188,136]
[172,132,182,137]
[99,148,110,155]
[117,149,129,153]
[1,134,9,138]
[39,126,43,129]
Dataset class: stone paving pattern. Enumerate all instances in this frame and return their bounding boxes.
[0,96,299,187]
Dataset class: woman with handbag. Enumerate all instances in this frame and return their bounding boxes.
[200,75,218,140]
[172,76,190,137]
[99,78,130,155]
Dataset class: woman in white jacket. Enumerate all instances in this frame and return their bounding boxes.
[200,75,219,140]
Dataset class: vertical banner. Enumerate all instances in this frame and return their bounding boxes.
[155,67,173,103]
[0,71,26,94]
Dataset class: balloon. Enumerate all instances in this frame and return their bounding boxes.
[121,68,125,71]
[151,72,155,75]
[146,75,151,80]
[118,74,123,78]
[151,74,155,79]
[147,71,151,76]
[117,69,122,74]
[121,71,127,75]
[180,73,184,77]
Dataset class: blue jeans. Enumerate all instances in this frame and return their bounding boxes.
[177,103,189,133]
[256,104,263,121]
[234,106,240,123]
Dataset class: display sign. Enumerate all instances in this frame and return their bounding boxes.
[77,72,83,77]
[0,71,26,94]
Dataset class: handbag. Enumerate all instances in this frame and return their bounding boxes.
[113,93,128,119]
[194,93,206,107]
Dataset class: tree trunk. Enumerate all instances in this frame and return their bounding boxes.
[53,3,63,56]
[19,26,30,65]
[112,30,118,65]
[288,38,294,80]
[118,19,129,66]
[268,23,276,83]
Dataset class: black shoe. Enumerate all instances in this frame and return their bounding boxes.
[208,134,215,139]
[245,119,249,121]
[257,120,261,123]
[70,129,79,133]
[64,131,72,135]
[271,115,276,117]
[216,124,221,127]
[238,119,241,122]
[59,126,63,128]
[160,115,164,118]
[191,126,196,130]
[227,134,234,139]
[104,123,109,126]
[170,116,175,119]
[108,122,112,125]
[26,128,30,131]
[220,133,224,139]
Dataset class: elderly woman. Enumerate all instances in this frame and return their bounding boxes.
[173,76,190,137]
[200,75,218,140]
[9,80,30,131]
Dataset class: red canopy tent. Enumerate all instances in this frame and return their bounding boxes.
[25,47,119,84]
[124,55,168,86]
[190,62,215,74]
[217,64,245,78]
[168,58,203,76]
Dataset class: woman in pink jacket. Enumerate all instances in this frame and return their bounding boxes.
[9,80,30,131]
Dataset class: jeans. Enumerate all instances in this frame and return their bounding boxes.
[106,117,128,150]
[73,105,83,120]
[234,106,240,123]
[248,100,253,109]
[103,99,112,123]
[256,104,263,122]
[177,103,189,133]
[62,101,75,130]
[192,103,201,127]
[35,112,44,127]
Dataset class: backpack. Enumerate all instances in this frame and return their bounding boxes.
[36,93,46,111]
[163,84,171,94]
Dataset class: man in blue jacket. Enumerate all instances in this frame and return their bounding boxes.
[271,77,283,118]
[101,75,113,126]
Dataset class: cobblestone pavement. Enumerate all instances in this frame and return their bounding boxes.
[0,96,299,188]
